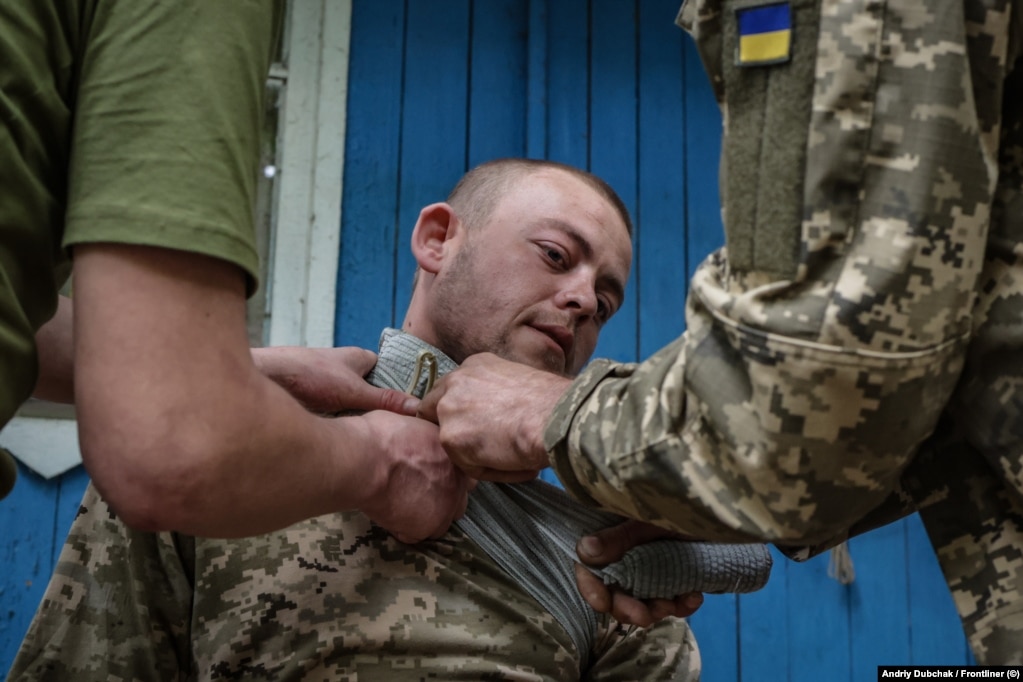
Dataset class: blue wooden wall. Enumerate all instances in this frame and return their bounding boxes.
[1,0,974,678]
[1,463,89,674]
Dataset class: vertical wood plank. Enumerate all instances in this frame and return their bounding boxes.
[637,0,688,360]
[0,463,57,671]
[787,553,853,682]
[526,0,548,159]
[739,547,792,682]
[304,0,352,348]
[267,0,351,349]
[395,1,471,304]
[469,0,528,166]
[847,519,912,674]
[335,0,407,348]
[906,513,974,663]
[545,0,589,168]
[689,594,740,682]
[849,520,912,677]
[1,465,88,673]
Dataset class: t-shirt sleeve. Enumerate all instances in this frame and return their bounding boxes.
[63,1,284,294]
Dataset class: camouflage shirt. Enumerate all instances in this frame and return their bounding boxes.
[547,0,1023,663]
[9,329,700,681]
[8,484,698,681]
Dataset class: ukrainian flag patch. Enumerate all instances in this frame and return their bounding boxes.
[736,2,792,66]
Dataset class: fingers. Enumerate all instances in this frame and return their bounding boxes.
[647,598,680,622]
[604,591,702,627]
[342,384,419,416]
[375,388,421,416]
[575,573,658,627]
[609,592,656,628]
[574,562,612,613]
[575,563,706,625]
[674,592,705,618]
[608,593,704,626]
[416,378,443,423]
[616,592,704,625]
[576,520,680,567]
[577,530,620,566]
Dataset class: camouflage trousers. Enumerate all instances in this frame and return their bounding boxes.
[547,0,1023,663]
[8,483,700,681]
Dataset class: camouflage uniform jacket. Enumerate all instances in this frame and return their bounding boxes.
[546,0,1023,663]
[9,330,699,682]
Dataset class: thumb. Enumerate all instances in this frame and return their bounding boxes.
[577,529,621,567]
[577,520,674,566]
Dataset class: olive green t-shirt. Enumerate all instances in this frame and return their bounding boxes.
[0,0,283,497]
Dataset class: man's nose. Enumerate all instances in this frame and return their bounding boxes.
[556,275,598,320]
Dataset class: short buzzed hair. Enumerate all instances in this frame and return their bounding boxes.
[446,158,633,236]
[409,159,633,293]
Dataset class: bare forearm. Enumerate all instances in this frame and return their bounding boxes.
[71,244,381,537]
[78,345,385,537]
[81,359,466,539]
[33,295,75,403]
[71,244,467,539]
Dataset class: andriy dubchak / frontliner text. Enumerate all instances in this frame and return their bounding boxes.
[880,669,1021,678]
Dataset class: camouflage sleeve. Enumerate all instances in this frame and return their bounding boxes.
[548,0,1015,546]
[909,417,1023,665]
[922,471,1023,667]
[913,86,1023,664]
[8,483,195,681]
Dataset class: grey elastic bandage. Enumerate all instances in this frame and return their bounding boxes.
[368,329,773,664]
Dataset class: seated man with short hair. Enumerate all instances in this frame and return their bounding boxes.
[10,159,764,681]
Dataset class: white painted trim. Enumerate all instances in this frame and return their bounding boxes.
[0,416,81,479]
[267,0,352,348]
[3,1,353,477]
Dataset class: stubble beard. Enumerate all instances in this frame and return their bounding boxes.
[430,241,565,375]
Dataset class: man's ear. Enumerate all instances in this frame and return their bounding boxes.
[410,202,462,275]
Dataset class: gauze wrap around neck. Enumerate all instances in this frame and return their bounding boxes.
[367,329,772,664]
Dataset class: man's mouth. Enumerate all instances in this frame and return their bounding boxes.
[531,324,573,360]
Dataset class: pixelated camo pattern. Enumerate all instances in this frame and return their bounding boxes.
[11,327,703,682]
[548,0,1023,664]
[8,482,700,681]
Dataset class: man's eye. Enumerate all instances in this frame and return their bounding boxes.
[545,248,566,265]
[596,299,611,323]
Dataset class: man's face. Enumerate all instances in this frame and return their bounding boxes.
[428,169,632,376]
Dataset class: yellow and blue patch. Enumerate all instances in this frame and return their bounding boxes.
[735,2,792,66]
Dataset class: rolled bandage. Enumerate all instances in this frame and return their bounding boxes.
[599,539,773,599]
